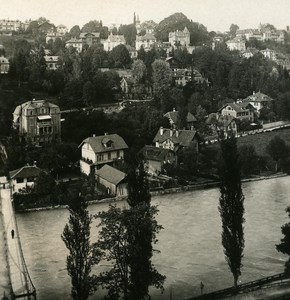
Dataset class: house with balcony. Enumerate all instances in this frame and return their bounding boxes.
[80,32,100,46]
[12,99,61,145]
[79,133,128,175]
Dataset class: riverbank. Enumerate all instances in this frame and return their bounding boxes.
[15,172,288,213]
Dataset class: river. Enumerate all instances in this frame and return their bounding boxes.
[16,176,290,300]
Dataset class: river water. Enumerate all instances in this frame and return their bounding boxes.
[16,176,290,300]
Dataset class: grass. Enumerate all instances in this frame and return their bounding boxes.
[237,127,290,156]
[206,127,290,157]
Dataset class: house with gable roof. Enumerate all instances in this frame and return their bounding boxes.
[135,33,157,51]
[153,127,199,154]
[101,32,126,51]
[65,37,83,53]
[164,108,197,130]
[226,37,246,51]
[169,27,190,47]
[206,113,238,139]
[242,91,273,112]
[9,165,42,193]
[218,102,254,122]
[79,133,128,175]
[140,145,176,175]
[95,164,128,196]
[80,32,100,46]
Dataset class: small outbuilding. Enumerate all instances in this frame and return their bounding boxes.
[95,164,127,197]
[9,165,42,193]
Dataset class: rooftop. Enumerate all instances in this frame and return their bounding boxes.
[9,165,42,179]
[79,134,128,154]
[96,164,126,185]
[153,127,197,148]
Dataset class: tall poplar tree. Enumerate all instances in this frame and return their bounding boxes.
[218,136,245,289]
[62,194,100,300]
[126,160,165,299]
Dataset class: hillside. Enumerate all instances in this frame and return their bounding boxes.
[237,128,290,156]
[206,128,290,157]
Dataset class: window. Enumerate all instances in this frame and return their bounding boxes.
[108,152,111,160]
[27,177,34,182]
[16,178,24,183]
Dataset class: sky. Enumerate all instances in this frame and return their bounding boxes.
[1,0,290,32]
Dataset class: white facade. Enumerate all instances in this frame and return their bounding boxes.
[101,33,126,51]
[135,33,156,51]
[44,56,59,70]
[0,19,21,32]
[65,38,83,53]
[226,38,246,51]
[169,27,190,46]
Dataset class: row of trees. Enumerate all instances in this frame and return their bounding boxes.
[62,160,165,299]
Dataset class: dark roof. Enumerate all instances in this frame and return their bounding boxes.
[243,91,273,103]
[80,32,100,38]
[96,164,126,185]
[79,134,128,154]
[206,113,236,127]
[237,101,255,110]
[140,145,173,162]
[153,128,197,147]
[9,166,42,179]
[218,102,245,113]
[164,110,197,124]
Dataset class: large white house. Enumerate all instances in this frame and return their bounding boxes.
[79,133,128,175]
[135,33,156,51]
[101,32,126,51]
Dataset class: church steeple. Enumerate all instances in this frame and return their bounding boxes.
[133,12,136,25]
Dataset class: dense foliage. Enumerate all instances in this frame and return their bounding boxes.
[218,137,245,289]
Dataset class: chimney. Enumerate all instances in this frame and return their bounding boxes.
[93,134,96,137]
[159,127,163,135]
[33,161,37,166]
[173,107,176,112]
[253,91,255,95]
[104,132,108,136]
[170,129,173,137]
[176,130,179,137]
